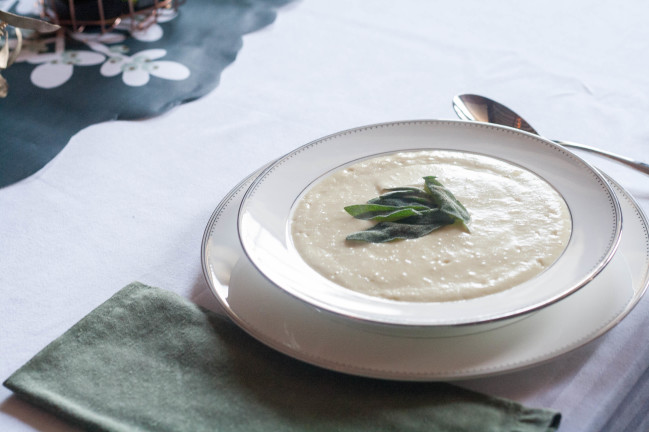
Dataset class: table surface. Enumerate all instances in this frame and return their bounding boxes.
[2,1,648,431]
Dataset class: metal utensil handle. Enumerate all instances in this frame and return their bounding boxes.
[554,140,649,176]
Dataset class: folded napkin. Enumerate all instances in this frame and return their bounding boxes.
[4,282,561,431]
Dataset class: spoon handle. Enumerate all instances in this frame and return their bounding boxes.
[553,140,649,176]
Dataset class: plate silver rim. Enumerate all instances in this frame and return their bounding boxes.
[236,119,622,327]
[201,166,647,380]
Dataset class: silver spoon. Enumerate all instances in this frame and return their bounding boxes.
[452,94,649,175]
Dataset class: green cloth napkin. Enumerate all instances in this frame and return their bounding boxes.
[4,282,561,431]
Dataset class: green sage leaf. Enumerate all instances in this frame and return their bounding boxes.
[368,189,436,208]
[344,204,428,222]
[398,208,455,225]
[344,176,470,243]
[423,176,471,225]
[346,221,449,243]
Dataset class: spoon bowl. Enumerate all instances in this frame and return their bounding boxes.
[453,94,649,175]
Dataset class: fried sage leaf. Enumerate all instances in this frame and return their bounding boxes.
[423,176,471,225]
[345,176,470,243]
[343,204,429,222]
[398,208,455,225]
[368,188,434,208]
[345,221,450,243]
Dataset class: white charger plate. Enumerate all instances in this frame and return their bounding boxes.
[201,166,648,380]
[237,120,622,327]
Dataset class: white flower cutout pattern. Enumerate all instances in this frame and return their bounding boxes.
[27,50,106,89]
[100,48,190,87]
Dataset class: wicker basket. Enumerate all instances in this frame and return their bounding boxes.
[42,0,182,33]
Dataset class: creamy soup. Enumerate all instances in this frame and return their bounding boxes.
[289,150,571,302]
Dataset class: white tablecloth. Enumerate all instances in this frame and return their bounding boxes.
[2,1,648,431]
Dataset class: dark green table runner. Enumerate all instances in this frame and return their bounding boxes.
[4,282,561,431]
[0,0,291,188]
